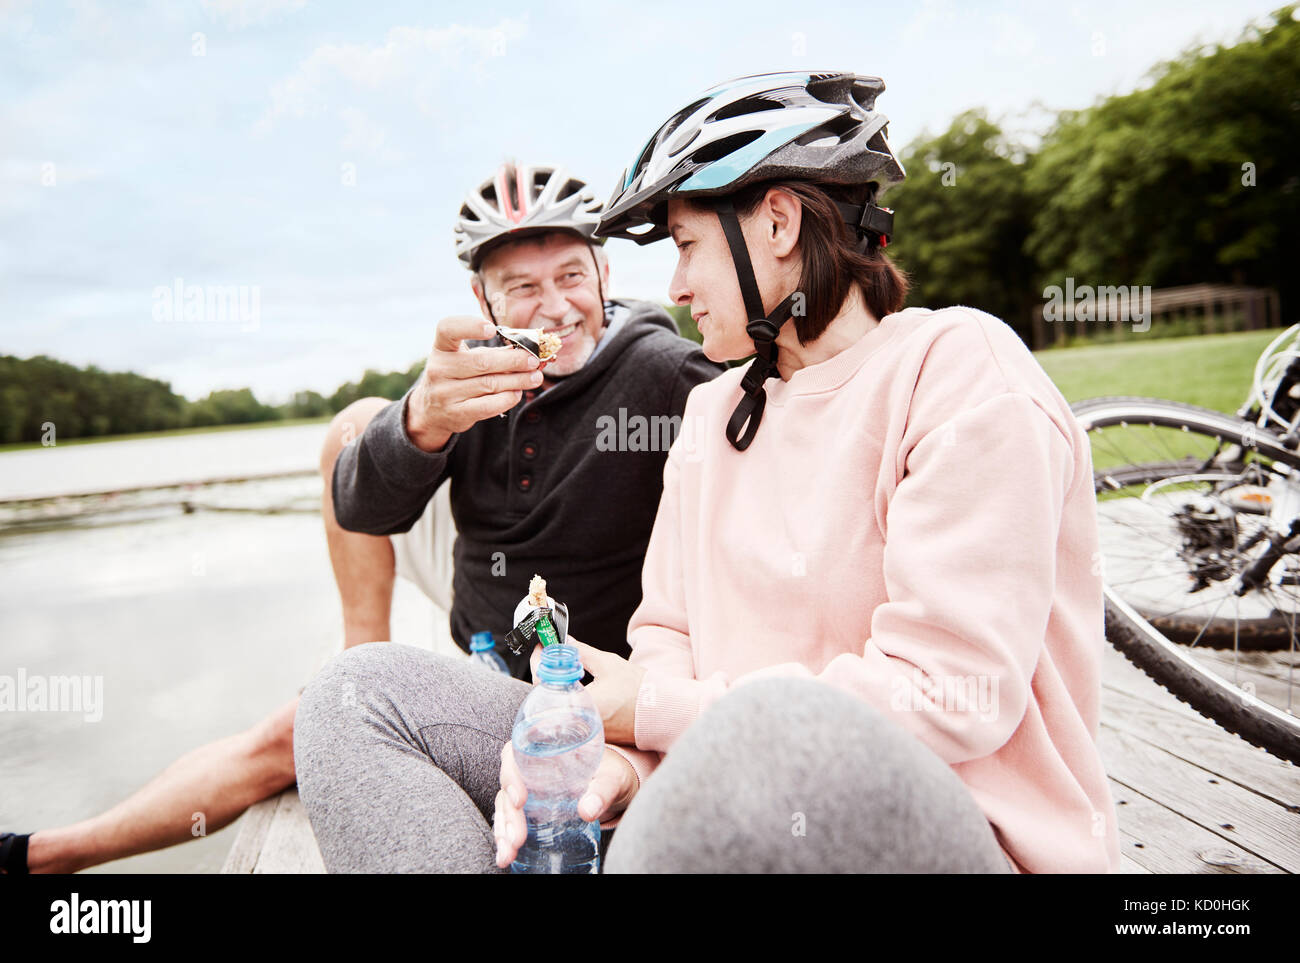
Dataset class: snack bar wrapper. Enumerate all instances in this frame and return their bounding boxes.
[501,573,569,655]
[496,326,562,361]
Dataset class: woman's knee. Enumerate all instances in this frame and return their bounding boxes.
[295,643,403,744]
[608,678,1006,872]
[689,677,878,768]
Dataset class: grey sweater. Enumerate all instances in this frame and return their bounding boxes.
[331,299,724,677]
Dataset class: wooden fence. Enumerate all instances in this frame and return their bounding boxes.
[1031,283,1281,350]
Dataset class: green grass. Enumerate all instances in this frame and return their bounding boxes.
[1034,327,1286,415]
[0,415,333,453]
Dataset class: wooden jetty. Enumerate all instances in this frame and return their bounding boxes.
[223,621,1300,874]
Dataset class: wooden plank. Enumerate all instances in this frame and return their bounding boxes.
[1186,648,1300,716]
[1098,723,1298,871]
[253,788,325,874]
[1119,851,1152,873]
[1101,642,1214,724]
[220,795,278,874]
[1108,776,1280,873]
[1100,685,1300,807]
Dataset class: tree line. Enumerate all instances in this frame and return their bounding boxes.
[0,354,425,444]
[883,5,1298,345]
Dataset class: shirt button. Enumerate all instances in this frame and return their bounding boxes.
[518,474,532,492]
[522,443,537,460]
[524,410,541,424]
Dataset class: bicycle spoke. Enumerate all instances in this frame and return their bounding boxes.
[1080,397,1300,758]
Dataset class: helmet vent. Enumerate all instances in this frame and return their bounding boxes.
[711,97,783,121]
[692,130,761,164]
[799,111,857,144]
[661,98,711,144]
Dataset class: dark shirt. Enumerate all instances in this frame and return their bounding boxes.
[331,298,724,679]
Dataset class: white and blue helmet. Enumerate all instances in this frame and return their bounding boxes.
[596,71,906,452]
[596,71,905,245]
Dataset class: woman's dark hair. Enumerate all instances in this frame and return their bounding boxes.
[697,179,910,345]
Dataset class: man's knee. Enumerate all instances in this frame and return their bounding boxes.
[320,396,393,479]
[246,697,299,787]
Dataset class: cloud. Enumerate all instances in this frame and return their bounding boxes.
[990,11,1039,59]
[338,106,404,163]
[258,20,527,129]
[201,0,306,30]
[900,0,957,47]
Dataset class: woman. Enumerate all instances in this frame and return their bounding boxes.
[296,71,1121,874]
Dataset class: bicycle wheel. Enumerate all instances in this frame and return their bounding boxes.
[1072,396,1300,764]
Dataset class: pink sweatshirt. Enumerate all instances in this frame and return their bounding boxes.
[607,305,1122,874]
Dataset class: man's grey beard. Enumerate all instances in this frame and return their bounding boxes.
[541,312,610,382]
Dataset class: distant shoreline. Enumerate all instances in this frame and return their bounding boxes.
[0,416,333,454]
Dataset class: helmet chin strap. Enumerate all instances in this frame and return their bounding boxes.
[714,198,799,451]
[713,191,894,450]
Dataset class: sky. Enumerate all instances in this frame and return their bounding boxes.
[0,0,1287,403]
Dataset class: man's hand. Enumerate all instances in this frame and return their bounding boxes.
[493,742,639,869]
[406,315,545,452]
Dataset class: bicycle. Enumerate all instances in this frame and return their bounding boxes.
[1071,324,1300,765]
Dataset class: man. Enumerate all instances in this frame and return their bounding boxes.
[328,160,721,676]
[0,161,721,873]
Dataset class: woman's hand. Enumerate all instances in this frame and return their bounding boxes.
[493,742,640,870]
[571,640,645,745]
[529,638,645,745]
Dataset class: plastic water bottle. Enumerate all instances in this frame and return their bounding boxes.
[510,644,604,874]
[469,631,510,675]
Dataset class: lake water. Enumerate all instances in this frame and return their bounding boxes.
[0,423,443,873]
[0,423,333,501]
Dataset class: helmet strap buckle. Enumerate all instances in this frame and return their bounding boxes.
[834,195,894,251]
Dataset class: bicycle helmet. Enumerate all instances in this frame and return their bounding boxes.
[595,71,905,450]
[454,161,607,271]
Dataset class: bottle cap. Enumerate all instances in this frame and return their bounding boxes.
[535,644,583,684]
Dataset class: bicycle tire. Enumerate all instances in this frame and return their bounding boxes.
[1074,396,1300,650]
[1073,397,1300,763]
[1104,586,1300,765]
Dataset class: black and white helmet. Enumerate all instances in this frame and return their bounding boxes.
[454,161,606,270]
[597,70,905,244]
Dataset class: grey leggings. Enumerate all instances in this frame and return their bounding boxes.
[293,642,1013,873]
